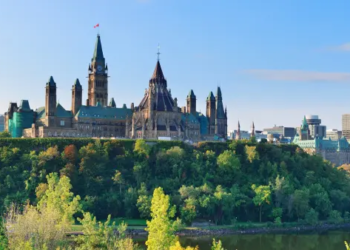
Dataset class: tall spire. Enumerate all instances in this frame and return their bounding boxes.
[151,60,165,80]
[235,121,241,140]
[216,86,222,100]
[92,34,104,62]
[251,121,255,137]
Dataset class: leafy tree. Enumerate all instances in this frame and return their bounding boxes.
[328,210,343,224]
[75,213,137,250]
[170,241,198,250]
[305,208,318,225]
[211,239,226,250]
[145,187,178,250]
[252,184,271,222]
[137,183,151,219]
[293,188,310,220]
[38,173,81,225]
[0,131,11,138]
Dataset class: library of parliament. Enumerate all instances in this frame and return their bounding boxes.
[5,35,228,141]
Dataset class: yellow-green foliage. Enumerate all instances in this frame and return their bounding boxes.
[170,241,199,250]
[146,187,178,250]
[5,173,80,250]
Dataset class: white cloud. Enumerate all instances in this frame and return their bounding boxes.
[243,69,350,82]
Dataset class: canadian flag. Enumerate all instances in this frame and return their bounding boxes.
[94,23,99,28]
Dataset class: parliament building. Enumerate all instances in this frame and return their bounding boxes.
[4,35,227,141]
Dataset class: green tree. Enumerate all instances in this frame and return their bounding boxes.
[75,213,137,250]
[145,187,178,250]
[305,208,318,225]
[251,184,271,222]
[136,183,152,219]
[293,188,310,220]
[0,131,11,138]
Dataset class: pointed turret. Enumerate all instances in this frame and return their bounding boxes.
[73,78,82,90]
[207,91,215,101]
[109,98,116,108]
[92,34,104,62]
[46,76,56,87]
[187,89,196,115]
[72,78,82,116]
[187,89,196,98]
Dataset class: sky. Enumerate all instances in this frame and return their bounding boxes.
[1,0,350,132]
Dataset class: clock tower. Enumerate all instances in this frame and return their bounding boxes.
[88,34,108,106]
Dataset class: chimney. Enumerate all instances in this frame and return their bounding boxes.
[131,102,134,110]
[86,99,89,106]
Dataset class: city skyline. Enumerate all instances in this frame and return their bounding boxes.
[1,0,350,131]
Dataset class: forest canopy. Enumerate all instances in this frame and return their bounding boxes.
[0,138,349,225]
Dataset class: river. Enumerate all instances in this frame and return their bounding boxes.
[136,230,350,249]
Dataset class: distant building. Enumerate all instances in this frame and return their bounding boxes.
[326,129,342,141]
[342,114,350,140]
[263,126,296,138]
[293,116,350,166]
[0,115,4,132]
[305,115,326,138]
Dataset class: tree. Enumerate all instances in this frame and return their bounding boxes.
[137,183,151,219]
[251,184,271,222]
[38,173,81,225]
[5,174,80,249]
[0,131,11,138]
[211,239,225,250]
[170,241,198,250]
[292,188,310,220]
[75,213,137,250]
[304,208,318,225]
[145,187,178,250]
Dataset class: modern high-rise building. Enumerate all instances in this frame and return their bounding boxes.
[326,129,342,140]
[342,114,350,139]
[305,115,326,138]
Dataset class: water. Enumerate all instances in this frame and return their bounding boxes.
[136,230,350,250]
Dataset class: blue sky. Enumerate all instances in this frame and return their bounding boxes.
[1,0,350,131]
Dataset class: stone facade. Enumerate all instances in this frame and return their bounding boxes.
[293,116,350,166]
[4,35,228,141]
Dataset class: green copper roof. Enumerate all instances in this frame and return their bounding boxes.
[92,35,104,62]
[207,91,215,101]
[301,116,308,129]
[56,103,73,118]
[109,98,116,108]
[187,89,196,98]
[46,76,56,87]
[18,100,31,112]
[75,105,132,120]
[122,104,127,109]
[36,107,46,119]
[73,78,82,89]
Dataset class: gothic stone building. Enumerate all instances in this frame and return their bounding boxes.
[5,35,227,141]
[293,116,350,166]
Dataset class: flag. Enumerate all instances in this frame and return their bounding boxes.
[94,23,99,28]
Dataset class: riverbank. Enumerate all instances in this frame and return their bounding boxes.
[68,222,350,237]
